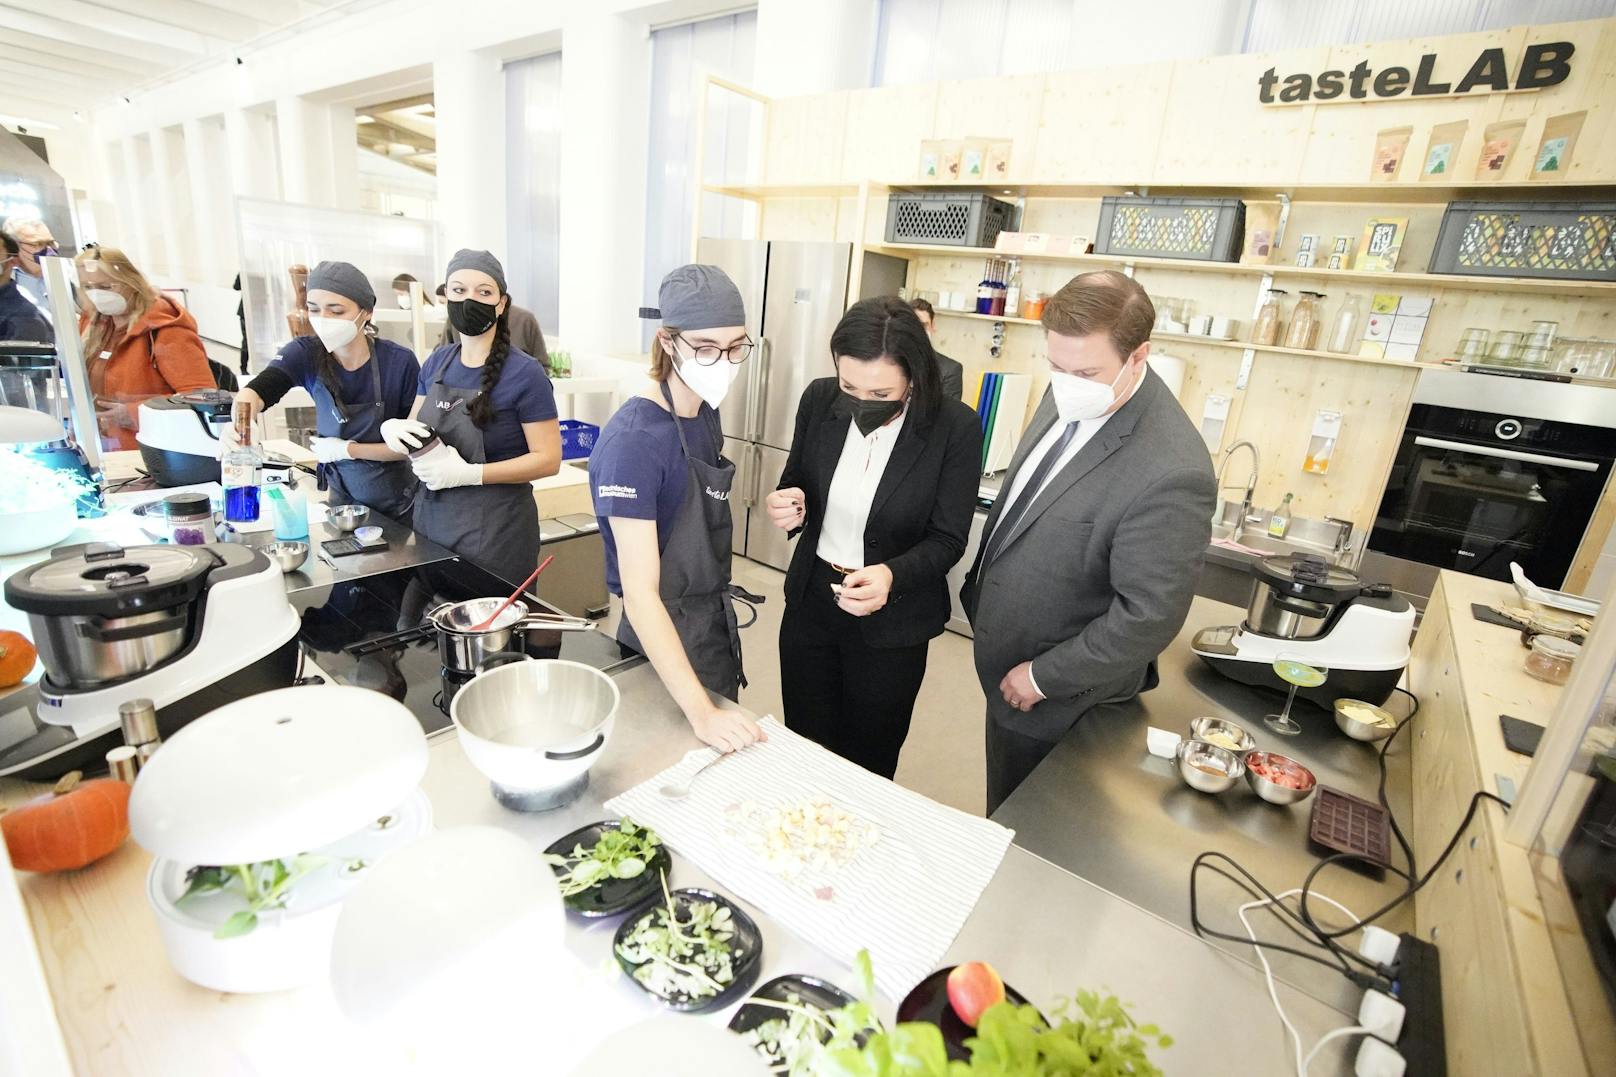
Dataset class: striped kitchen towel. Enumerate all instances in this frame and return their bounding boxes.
[605,718,1014,1002]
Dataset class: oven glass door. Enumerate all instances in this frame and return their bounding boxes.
[1371,433,1609,587]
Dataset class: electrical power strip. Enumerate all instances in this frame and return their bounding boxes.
[1393,933,1446,1076]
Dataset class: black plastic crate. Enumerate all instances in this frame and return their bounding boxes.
[1094,196,1245,262]
[884,191,1016,247]
[1428,200,1616,282]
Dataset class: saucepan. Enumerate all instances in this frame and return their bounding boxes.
[450,655,618,811]
[426,598,594,674]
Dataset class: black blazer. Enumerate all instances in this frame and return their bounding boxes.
[777,378,984,648]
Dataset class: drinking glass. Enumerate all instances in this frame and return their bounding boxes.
[1266,651,1328,736]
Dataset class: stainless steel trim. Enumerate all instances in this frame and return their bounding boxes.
[751,442,766,508]
[1412,435,1600,472]
[746,338,768,442]
[754,337,772,444]
[1412,367,1616,429]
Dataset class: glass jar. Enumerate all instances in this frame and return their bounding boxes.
[1283,291,1324,350]
[1326,295,1366,354]
[1526,319,1559,348]
[1456,327,1491,360]
[1252,289,1286,346]
[1487,330,1525,364]
[161,492,215,546]
[1525,635,1580,686]
[1020,291,1045,320]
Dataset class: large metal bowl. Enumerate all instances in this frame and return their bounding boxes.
[1188,716,1255,754]
[1243,750,1317,805]
[328,504,370,532]
[1333,698,1397,742]
[1175,739,1244,794]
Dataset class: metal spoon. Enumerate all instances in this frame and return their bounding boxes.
[658,751,730,801]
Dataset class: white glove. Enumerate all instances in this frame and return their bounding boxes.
[309,436,353,464]
[380,418,431,455]
[412,443,483,490]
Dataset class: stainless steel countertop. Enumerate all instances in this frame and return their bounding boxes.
[411,657,1360,1074]
[993,594,1414,1016]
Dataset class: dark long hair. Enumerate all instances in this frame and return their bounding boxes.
[467,304,511,430]
[828,296,940,418]
[315,319,377,424]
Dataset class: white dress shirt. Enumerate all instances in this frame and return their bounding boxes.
[987,409,1113,698]
[815,409,907,569]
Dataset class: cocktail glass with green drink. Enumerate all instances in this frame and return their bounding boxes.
[1266,651,1327,736]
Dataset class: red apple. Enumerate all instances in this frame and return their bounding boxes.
[946,962,1006,1028]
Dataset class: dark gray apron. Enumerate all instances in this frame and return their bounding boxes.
[410,354,540,588]
[617,384,756,702]
[312,341,416,521]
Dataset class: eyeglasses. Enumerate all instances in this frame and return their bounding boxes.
[674,333,753,366]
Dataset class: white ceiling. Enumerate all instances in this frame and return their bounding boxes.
[0,0,351,118]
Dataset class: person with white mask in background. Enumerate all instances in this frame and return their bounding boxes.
[2,216,57,324]
[233,261,420,521]
[588,264,767,754]
[960,270,1216,812]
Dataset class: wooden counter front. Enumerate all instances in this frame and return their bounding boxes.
[1408,570,1588,1076]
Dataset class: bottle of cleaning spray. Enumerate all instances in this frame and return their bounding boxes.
[1268,492,1294,539]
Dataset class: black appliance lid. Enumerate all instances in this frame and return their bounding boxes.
[1251,553,1362,605]
[3,542,222,616]
[171,389,234,419]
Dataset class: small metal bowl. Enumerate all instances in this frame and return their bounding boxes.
[1333,698,1397,742]
[1188,716,1256,754]
[329,504,370,532]
[1176,739,1245,794]
[1243,750,1317,805]
[266,541,308,573]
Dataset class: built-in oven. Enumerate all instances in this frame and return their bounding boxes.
[1368,369,1616,595]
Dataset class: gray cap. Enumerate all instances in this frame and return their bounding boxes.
[305,261,376,309]
[446,248,506,294]
[639,264,745,330]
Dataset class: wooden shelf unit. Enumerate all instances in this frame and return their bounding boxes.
[867,242,1616,299]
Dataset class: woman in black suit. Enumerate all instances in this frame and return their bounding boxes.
[764,297,984,777]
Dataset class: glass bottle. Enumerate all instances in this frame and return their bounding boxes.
[1252,289,1286,346]
[976,259,995,315]
[222,400,263,524]
[1284,291,1324,350]
[1326,295,1366,354]
[1003,259,1022,318]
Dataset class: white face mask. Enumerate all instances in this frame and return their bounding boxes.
[395,293,411,310]
[1049,359,1137,423]
[311,313,362,352]
[87,288,128,317]
[674,354,741,408]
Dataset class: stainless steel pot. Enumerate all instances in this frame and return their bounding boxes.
[426,598,593,674]
[1245,587,1333,640]
[30,607,191,688]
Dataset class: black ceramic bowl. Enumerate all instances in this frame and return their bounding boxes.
[613,887,763,1014]
[544,820,673,918]
[728,974,864,1065]
[897,966,1042,1062]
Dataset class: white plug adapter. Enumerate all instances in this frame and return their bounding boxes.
[1355,1035,1406,1077]
[1358,925,1401,967]
[1358,989,1407,1041]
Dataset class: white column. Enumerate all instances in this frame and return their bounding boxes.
[224,107,278,201]
[146,126,188,277]
[90,132,126,248]
[753,0,879,96]
[557,12,649,352]
[275,95,327,206]
[118,136,158,269]
[182,116,228,283]
[433,50,507,256]
[327,108,359,212]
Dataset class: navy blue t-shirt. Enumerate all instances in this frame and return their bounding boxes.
[417,343,558,462]
[269,336,419,443]
[590,396,719,594]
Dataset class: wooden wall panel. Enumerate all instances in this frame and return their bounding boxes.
[762,92,849,185]
[930,74,1048,182]
[1032,66,1173,183]
[840,83,939,184]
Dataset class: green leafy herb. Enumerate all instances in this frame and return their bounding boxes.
[614,871,742,1002]
[544,818,663,898]
[178,854,330,940]
[734,951,1170,1076]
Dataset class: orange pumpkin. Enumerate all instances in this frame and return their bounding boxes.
[0,630,36,688]
[2,772,131,873]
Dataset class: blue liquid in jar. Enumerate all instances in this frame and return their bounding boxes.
[224,484,260,522]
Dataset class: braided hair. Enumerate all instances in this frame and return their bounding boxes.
[467,304,511,430]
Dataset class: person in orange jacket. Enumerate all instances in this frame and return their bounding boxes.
[75,245,216,451]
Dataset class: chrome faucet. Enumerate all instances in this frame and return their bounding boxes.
[1215,440,1261,539]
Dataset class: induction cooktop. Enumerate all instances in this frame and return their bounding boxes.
[291,557,633,736]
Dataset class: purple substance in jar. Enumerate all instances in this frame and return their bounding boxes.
[170,525,209,545]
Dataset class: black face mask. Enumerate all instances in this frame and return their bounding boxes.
[447,298,499,337]
[833,392,905,436]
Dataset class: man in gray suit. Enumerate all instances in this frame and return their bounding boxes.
[962,271,1215,812]
[909,298,965,401]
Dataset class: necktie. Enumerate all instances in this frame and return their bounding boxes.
[982,420,1079,567]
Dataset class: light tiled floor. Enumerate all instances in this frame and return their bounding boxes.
[733,557,988,816]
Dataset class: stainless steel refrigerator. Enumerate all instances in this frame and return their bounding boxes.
[696,239,908,571]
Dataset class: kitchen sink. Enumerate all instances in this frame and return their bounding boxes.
[1207,501,1362,569]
